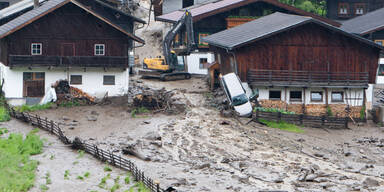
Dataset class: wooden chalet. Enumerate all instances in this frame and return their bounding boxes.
[156,0,340,75]
[327,0,384,20]
[0,0,145,105]
[203,12,382,117]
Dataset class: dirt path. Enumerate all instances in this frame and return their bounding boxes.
[25,77,384,191]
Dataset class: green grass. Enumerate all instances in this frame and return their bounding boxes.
[76,176,84,180]
[0,131,44,192]
[131,107,150,118]
[58,100,80,108]
[0,128,9,136]
[84,172,90,178]
[130,182,150,192]
[64,170,70,180]
[77,150,85,158]
[104,165,112,172]
[14,103,52,112]
[259,119,304,133]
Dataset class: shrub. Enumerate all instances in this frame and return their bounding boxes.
[254,107,295,115]
[259,119,304,133]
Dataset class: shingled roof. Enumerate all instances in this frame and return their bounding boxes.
[0,0,145,43]
[202,12,382,50]
[156,0,340,27]
[340,7,384,35]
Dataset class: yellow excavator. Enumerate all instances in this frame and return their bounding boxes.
[139,10,196,81]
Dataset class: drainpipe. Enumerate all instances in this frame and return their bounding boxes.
[34,0,39,9]
[226,48,238,75]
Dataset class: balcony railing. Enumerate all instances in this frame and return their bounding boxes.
[247,69,369,88]
[9,55,129,68]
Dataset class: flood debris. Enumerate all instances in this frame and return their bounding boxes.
[129,82,187,114]
[53,80,95,105]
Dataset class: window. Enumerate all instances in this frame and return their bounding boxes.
[31,43,42,55]
[182,0,194,8]
[338,3,349,15]
[198,33,210,47]
[103,75,115,85]
[331,92,344,102]
[355,3,365,15]
[290,91,302,102]
[70,75,82,85]
[378,64,384,76]
[269,90,281,100]
[375,40,384,46]
[199,58,208,69]
[34,72,45,80]
[95,44,105,56]
[311,91,323,102]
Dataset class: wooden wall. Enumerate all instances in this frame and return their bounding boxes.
[327,0,384,20]
[215,23,380,84]
[0,3,133,66]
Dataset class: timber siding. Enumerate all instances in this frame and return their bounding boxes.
[204,13,381,86]
[0,0,145,68]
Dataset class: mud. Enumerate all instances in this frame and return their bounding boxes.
[24,77,384,191]
[0,120,136,192]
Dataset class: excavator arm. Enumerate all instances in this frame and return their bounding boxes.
[162,10,196,71]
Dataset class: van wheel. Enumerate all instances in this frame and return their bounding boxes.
[143,64,148,69]
[185,74,191,79]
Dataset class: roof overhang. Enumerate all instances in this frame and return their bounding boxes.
[204,18,382,51]
[0,0,145,44]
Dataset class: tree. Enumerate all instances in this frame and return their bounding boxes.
[278,0,327,16]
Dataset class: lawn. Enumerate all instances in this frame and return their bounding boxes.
[14,103,53,112]
[0,95,10,122]
[259,119,304,133]
[0,130,43,192]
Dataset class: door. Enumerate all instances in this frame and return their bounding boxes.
[23,72,45,97]
[61,43,75,56]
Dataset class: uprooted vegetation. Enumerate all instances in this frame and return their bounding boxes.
[0,129,43,192]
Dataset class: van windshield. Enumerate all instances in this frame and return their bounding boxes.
[232,94,248,106]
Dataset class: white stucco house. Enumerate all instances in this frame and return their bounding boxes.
[0,0,145,105]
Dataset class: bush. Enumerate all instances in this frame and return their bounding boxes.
[326,106,333,117]
[0,107,10,122]
[14,103,52,112]
[254,107,295,115]
[360,106,366,120]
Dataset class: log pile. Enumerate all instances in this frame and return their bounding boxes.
[259,99,286,110]
[53,80,95,105]
[305,104,327,116]
[129,82,187,114]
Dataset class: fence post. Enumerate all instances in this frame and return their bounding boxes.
[299,114,303,125]
[255,108,259,123]
[155,180,160,192]
[50,120,54,133]
[321,115,325,126]
[345,117,348,129]
[278,112,282,122]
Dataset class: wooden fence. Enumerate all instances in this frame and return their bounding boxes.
[8,107,165,192]
[254,109,348,129]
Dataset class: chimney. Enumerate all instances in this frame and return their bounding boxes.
[34,0,39,9]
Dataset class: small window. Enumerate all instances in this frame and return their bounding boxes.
[355,3,365,15]
[199,58,208,69]
[31,43,42,55]
[95,44,105,56]
[331,92,344,102]
[198,33,210,46]
[311,91,323,102]
[70,75,82,85]
[375,40,384,46]
[269,90,281,100]
[290,91,302,102]
[182,0,194,8]
[338,3,349,15]
[34,72,45,80]
[103,75,115,85]
[378,64,384,76]
[23,72,33,80]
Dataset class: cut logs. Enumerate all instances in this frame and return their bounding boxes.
[53,80,95,105]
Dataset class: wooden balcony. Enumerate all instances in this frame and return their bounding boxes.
[247,69,369,88]
[9,55,129,68]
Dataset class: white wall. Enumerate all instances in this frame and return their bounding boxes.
[0,64,129,104]
[255,86,366,106]
[376,59,384,84]
[186,52,214,75]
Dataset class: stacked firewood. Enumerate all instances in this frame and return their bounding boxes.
[53,80,95,105]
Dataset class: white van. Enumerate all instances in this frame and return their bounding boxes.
[377,58,384,84]
[220,73,253,117]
